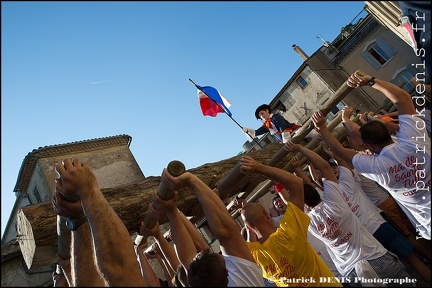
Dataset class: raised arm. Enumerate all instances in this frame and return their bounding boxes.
[178,211,210,253]
[340,106,365,151]
[347,72,416,116]
[239,155,304,211]
[307,162,324,189]
[134,230,161,287]
[52,185,105,286]
[284,140,337,184]
[141,218,182,278]
[312,110,358,167]
[290,156,320,189]
[145,245,176,286]
[159,169,254,262]
[55,158,146,286]
[150,192,198,270]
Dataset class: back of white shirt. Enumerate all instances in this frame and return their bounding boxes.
[353,114,431,240]
[338,166,386,234]
[307,180,387,277]
[352,169,389,206]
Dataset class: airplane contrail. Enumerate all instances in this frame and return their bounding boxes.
[90,80,111,85]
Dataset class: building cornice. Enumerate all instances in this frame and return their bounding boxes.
[13,134,132,193]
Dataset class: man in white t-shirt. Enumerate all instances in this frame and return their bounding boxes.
[284,140,413,286]
[313,72,431,241]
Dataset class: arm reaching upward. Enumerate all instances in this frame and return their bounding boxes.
[150,191,198,270]
[284,140,338,184]
[347,72,416,116]
[159,169,254,262]
[239,155,304,211]
[312,110,358,167]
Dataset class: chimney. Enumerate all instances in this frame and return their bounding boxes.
[292,44,309,61]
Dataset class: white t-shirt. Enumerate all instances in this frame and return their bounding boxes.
[352,169,389,206]
[307,230,341,277]
[352,114,431,240]
[338,166,386,234]
[224,254,265,286]
[307,180,387,277]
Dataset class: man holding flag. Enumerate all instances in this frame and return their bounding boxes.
[242,104,302,143]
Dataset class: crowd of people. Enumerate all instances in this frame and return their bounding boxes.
[50,68,430,287]
[50,3,430,284]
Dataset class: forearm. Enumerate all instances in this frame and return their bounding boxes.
[294,166,313,186]
[297,145,329,174]
[137,248,161,287]
[255,163,302,193]
[319,127,345,156]
[81,188,145,286]
[159,257,176,284]
[341,118,360,136]
[278,188,290,206]
[71,222,106,286]
[165,209,197,270]
[255,126,268,136]
[154,234,181,274]
[372,79,416,115]
[179,211,209,252]
[187,175,238,240]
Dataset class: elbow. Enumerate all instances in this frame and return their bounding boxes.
[291,177,304,192]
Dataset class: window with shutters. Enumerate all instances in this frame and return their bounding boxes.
[361,37,397,70]
[390,66,419,93]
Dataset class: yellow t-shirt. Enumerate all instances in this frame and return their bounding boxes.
[246,202,341,287]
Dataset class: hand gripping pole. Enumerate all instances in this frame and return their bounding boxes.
[135,160,186,245]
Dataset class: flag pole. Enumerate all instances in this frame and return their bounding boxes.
[189,78,262,148]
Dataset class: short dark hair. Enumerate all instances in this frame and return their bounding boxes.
[255,104,272,119]
[188,249,228,286]
[303,183,321,207]
[359,121,392,145]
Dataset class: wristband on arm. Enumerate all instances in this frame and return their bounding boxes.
[274,183,285,193]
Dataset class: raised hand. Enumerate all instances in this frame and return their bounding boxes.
[311,110,327,130]
[55,158,99,202]
[283,140,301,153]
[290,156,300,168]
[341,106,354,119]
[239,155,262,174]
[346,72,371,88]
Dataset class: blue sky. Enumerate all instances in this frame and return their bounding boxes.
[1,1,366,237]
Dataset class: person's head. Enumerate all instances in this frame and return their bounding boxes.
[359,121,393,154]
[188,249,228,286]
[272,194,287,215]
[303,183,322,210]
[240,202,272,230]
[328,160,339,179]
[255,104,272,120]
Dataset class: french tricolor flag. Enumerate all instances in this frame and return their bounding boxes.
[196,85,232,117]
